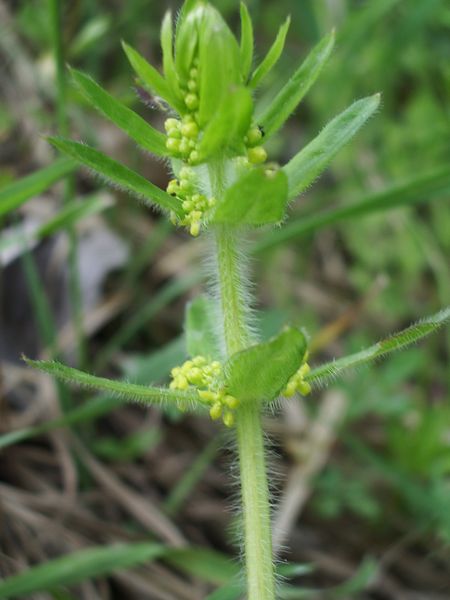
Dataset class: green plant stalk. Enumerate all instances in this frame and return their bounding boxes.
[212,163,275,599]
[215,226,275,600]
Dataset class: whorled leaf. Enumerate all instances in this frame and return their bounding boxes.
[197,5,241,127]
[239,2,254,82]
[224,327,307,403]
[257,30,335,140]
[249,16,291,89]
[198,86,253,161]
[25,358,199,408]
[175,1,205,82]
[70,68,168,156]
[47,137,183,216]
[211,167,288,225]
[284,94,380,200]
[160,11,181,101]
[306,307,450,386]
[122,41,184,113]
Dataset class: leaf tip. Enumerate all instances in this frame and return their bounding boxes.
[121,39,131,55]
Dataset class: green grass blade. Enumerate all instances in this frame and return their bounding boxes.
[0,159,76,218]
[37,195,111,237]
[49,0,68,136]
[258,30,335,139]
[0,394,126,451]
[47,137,182,216]
[122,41,183,113]
[239,2,254,82]
[306,307,450,386]
[284,94,380,200]
[254,166,450,252]
[24,358,199,408]
[0,543,166,599]
[165,435,223,516]
[71,68,168,156]
[0,195,111,256]
[249,17,291,89]
[165,546,238,585]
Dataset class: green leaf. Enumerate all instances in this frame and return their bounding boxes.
[161,11,181,100]
[258,30,335,139]
[306,307,450,386]
[284,94,380,200]
[71,68,168,156]
[198,5,241,127]
[224,327,307,403]
[175,2,205,82]
[0,158,76,218]
[24,358,199,408]
[122,41,183,113]
[239,2,254,81]
[212,167,288,225]
[47,137,182,216]
[253,166,450,252]
[198,86,253,160]
[0,543,166,599]
[185,295,220,360]
[249,16,290,89]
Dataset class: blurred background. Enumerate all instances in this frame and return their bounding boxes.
[0,0,449,598]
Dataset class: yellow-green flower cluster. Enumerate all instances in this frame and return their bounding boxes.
[283,356,311,397]
[164,114,200,163]
[170,355,239,427]
[167,167,216,236]
[164,62,202,164]
[244,125,267,165]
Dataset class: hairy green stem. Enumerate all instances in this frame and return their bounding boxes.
[212,159,275,599]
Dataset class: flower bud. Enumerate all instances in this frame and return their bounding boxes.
[248,146,268,164]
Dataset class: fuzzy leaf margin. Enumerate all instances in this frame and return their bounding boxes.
[24,358,199,409]
[47,137,183,217]
[284,94,380,200]
[257,29,335,140]
[306,307,450,386]
[70,68,168,156]
[224,327,307,403]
